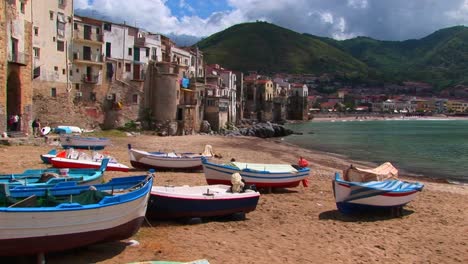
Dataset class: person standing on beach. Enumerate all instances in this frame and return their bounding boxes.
[32,118,41,137]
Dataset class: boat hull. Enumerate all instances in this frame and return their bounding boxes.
[0,217,144,256]
[60,136,110,150]
[202,162,310,188]
[0,176,152,256]
[332,179,422,214]
[51,157,129,172]
[146,186,260,219]
[129,148,210,171]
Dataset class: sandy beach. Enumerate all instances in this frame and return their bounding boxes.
[1,134,467,264]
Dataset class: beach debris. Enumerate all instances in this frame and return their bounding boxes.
[127,239,140,247]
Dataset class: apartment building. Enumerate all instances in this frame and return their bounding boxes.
[71,15,104,102]
[31,0,73,97]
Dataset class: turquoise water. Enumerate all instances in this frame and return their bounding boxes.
[285,120,468,183]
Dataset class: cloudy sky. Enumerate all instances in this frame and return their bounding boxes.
[75,0,468,41]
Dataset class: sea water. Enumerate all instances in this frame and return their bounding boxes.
[284,119,468,183]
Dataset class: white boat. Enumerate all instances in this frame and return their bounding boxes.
[60,135,111,150]
[146,184,260,219]
[0,174,153,256]
[128,144,214,170]
[202,158,310,189]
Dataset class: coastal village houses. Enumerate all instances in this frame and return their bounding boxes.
[2,1,466,137]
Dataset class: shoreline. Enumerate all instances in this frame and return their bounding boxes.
[309,114,468,122]
[284,117,468,185]
[274,136,465,185]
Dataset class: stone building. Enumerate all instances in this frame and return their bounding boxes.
[244,78,274,121]
[1,0,33,134]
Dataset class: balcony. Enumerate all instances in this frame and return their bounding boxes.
[82,74,99,84]
[73,53,104,66]
[180,99,198,106]
[73,31,104,43]
[8,52,28,65]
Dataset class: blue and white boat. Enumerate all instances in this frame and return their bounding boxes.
[333,172,424,214]
[0,159,109,187]
[0,173,153,256]
[60,135,111,150]
[202,158,310,189]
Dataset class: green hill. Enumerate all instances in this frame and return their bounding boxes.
[309,26,468,89]
[196,22,368,77]
[197,22,468,90]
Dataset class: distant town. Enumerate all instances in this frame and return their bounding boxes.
[2,0,467,137]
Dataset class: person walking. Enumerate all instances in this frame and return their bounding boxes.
[32,118,41,137]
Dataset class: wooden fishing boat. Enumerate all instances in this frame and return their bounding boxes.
[47,149,129,172]
[333,172,424,214]
[0,174,153,256]
[202,158,310,189]
[128,144,213,170]
[0,159,109,187]
[146,184,260,220]
[60,135,111,150]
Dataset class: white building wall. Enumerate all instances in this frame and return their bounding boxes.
[32,0,72,84]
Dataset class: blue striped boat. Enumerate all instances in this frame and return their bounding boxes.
[0,174,153,256]
[333,172,424,214]
[0,159,109,188]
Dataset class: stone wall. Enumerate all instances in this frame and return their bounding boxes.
[0,3,6,132]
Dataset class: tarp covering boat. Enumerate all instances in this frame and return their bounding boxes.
[343,162,398,182]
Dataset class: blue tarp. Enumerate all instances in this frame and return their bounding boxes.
[181,78,190,88]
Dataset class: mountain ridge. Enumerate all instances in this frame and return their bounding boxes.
[196,22,468,90]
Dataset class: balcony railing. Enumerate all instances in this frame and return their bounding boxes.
[82,74,99,84]
[73,53,104,64]
[73,31,103,43]
[180,99,198,106]
[8,52,28,65]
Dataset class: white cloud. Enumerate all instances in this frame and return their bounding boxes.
[76,0,468,41]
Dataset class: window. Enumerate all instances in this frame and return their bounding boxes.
[20,2,25,14]
[118,62,121,68]
[76,68,79,73]
[62,69,65,75]
[75,83,80,90]
[104,23,112,31]
[69,70,73,76]
[54,66,58,71]
[132,94,138,104]
[125,63,131,72]
[33,47,40,58]
[74,23,78,30]
[49,11,54,20]
[51,88,57,97]
[57,40,64,51]
[34,27,39,36]
[128,48,132,56]
[96,27,100,34]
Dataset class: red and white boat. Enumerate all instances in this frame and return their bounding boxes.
[49,149,130,172]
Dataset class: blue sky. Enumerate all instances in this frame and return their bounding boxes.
[165,0,232,19]
[75,0,468,41]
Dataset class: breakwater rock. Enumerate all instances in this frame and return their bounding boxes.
[223,122,296,138]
